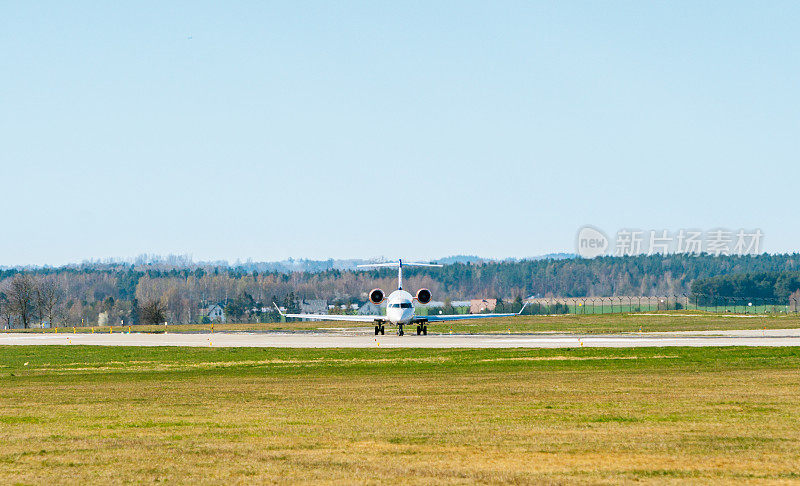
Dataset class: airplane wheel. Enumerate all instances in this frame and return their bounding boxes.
[398,327,404,336]
[380,325,385,335]
[375,325,380,335]
[423,325,427,335]
[416,325,421,335]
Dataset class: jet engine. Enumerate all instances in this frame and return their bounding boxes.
[369,288,385,304]
[415,288,432,305]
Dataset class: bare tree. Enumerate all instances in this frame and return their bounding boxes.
[5,274,37,329]
[0,292,9,329]
[140,299,166,325]
[36,277,63,328]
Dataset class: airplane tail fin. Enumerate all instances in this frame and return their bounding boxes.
[357,259,443,290]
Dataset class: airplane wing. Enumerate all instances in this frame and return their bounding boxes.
[274,303,385,323]
[416,303,529,322]
[418,312,518,322]
[283,313,385,323]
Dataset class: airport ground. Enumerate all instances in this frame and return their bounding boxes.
[1,345,800,483]
[3,328,800,348]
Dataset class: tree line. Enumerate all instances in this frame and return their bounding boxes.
[2,253,800,327]
[690,272,800,300]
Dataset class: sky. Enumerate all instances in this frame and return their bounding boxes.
[1,1,799,266]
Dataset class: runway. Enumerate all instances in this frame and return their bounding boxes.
[2,329,800,348]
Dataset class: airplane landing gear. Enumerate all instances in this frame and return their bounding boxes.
[375,324,385,335]
[416,324,428,335]
[398,324,404,336]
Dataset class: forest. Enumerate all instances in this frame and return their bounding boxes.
[691,272,800,300]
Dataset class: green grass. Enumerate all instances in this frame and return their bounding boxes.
[0,346,800,483]
[10,311,800,335]
[528,304,790,315]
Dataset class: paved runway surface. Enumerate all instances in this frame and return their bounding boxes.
[2,329,800,348]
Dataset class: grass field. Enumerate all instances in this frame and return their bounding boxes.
[9,311,800,335]
[1,345,800,484]
[434,312,800,334]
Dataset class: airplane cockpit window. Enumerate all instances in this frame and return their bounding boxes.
[400,302,412,308]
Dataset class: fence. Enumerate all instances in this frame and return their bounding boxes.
[520,295,798,315]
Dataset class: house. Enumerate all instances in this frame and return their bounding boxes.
[358,302,381,315]
[470,299,497,314]
[300,299,328,315]
[203,304,226,323]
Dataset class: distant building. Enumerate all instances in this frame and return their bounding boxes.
[300,299,328,315]
[358,302,381,315]
[203,304,226,323]
[470,299,497,314]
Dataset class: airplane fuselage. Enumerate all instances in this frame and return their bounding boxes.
[385,289,416,325]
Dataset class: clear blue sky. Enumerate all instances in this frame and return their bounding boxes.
[1,2,798,265]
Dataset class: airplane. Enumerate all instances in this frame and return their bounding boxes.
[274,259,528,336]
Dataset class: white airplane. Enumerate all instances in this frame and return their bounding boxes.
[274,259,528,336]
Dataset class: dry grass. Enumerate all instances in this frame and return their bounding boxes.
[435,311,800,334]
[1,347,800,484]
